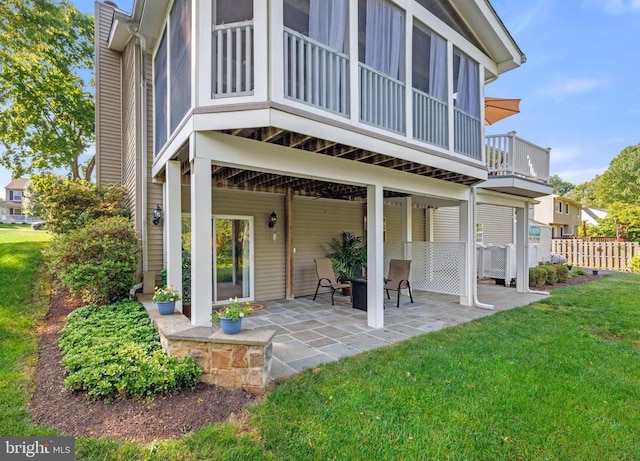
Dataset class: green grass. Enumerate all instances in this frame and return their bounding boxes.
[0,225,52,436]
[2,227,639,460]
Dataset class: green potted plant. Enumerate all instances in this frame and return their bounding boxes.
[212,297,254,334]
[153,285,181,315]
[327,231,367,294]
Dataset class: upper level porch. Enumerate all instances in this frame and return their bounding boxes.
[113,0,525,185]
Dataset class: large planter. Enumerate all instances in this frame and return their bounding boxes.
[156,301,176,315]
[219,317,243,335]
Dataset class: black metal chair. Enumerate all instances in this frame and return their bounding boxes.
[313,258,351,306]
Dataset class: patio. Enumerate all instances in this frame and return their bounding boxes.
[240,283,549,379]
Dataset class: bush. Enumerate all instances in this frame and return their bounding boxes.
[529,267,547,288]
[59,301,201,401]
[544,264,558,285]
[555,264,569,283]
[46,216,140,305]
[27,175,130,234]
[630,256,640,274]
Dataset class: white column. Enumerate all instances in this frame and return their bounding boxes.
[190,155,212,326]
[401,196,412,242]
[515,204,529,293]
[366,184,384,328]
[166,160,183,313]
[459,198,473,306]
[348,0,359,124]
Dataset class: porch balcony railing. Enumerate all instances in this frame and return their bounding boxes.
[283,28,349,116]
[485,131,550,182]
[213,20,254,98]
[359,63,405,134]
[412,89,448,148]
[453,108,482,160]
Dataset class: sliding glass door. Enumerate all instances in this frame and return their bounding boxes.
[213,216,253,303]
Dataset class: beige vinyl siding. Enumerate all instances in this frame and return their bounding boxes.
[293,196,366,297]
[533,196,554,225]
[122,44,139,226]
[412,207,427,241]
[477,204,513,244]
[383,204,402,241]
[433,206,460,241]
[95,3,123,185]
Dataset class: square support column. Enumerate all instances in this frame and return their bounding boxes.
[459,198,473,306]
[165,160,183,313]
[515,204,530,293]
[366,184,384,328]
[190,156,212,326]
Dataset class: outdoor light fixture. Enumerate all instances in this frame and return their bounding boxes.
[152,204,163,226]
[268,211,277,241]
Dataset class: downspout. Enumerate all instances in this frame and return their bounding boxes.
[127,22,149,274]
[472,185,495,310]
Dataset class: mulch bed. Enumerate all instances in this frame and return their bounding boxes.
[546,273,603,290]
[28,289,258,442]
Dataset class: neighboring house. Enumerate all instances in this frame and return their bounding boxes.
[95,0,552,328]
[0,178,37,223]
[582,207,607,227]
[532,195,582,238]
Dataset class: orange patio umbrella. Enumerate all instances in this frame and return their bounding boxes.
[484,97,521,125]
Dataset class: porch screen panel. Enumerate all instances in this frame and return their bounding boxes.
[358,0,405,133]
[412,21,447,148]
[453,49,481,159]
[170,0,192,132]
[283,0,349,115]
[154,30,168,155]
[213,0,254,97]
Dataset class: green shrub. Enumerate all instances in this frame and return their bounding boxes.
[544,264,558,285]
[529,267,547,288]
[46,216,140,305]
[630,256,640,273]
[59,301,201,401]
[555,264,569,283]
[27,175,130,234]
[572,267,587,276]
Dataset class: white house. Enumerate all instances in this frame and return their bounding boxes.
[95,0,552,328]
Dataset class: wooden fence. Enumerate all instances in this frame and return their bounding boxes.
[551,239,640,271]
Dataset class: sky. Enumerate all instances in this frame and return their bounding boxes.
[2,0,639,197]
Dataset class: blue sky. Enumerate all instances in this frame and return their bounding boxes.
[2,0,638,196]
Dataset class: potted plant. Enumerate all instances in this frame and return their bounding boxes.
[153,285,181,315]
[212,297,254,334]
[327,231,367,295]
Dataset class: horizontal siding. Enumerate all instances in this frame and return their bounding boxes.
[477,204,513,244]
[433,206,460,242]
[412,207,427,241]
[95,3,122,186]
[122,44,139,224]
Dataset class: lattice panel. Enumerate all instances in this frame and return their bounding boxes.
[384,242,466,296]
[478,244,516,280]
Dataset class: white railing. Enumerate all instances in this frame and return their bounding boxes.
[283,29,349,116]
[359,64,405,134]
[385,241,466,296]
[213,20,254,98]
[412,89,448,148]
[453,108,481,159]
[1,215,40,224]
[485,132,550,182]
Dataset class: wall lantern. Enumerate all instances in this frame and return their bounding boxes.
[152,204,163,226]
[268,211,277,241]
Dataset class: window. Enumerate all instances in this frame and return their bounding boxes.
[556,201,563,213]
[476,223,483,243]
[453,49,479,118]
[564,203,569,214]
[284,0,348,53]
[9,190,22,201]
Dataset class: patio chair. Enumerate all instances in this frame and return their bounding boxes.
[313,258,351,306]
[384,259,413,307]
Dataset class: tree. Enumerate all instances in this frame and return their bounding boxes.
[566,176,603,207]
[595,144,640,206]
[593,202,640,242]
[0,0,94,180]
[548,174,575,196]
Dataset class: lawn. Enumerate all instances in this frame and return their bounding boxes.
[1,224,639,460]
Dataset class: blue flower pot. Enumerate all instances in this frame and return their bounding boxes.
[156,301,176,315]
[219,317,242,335]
